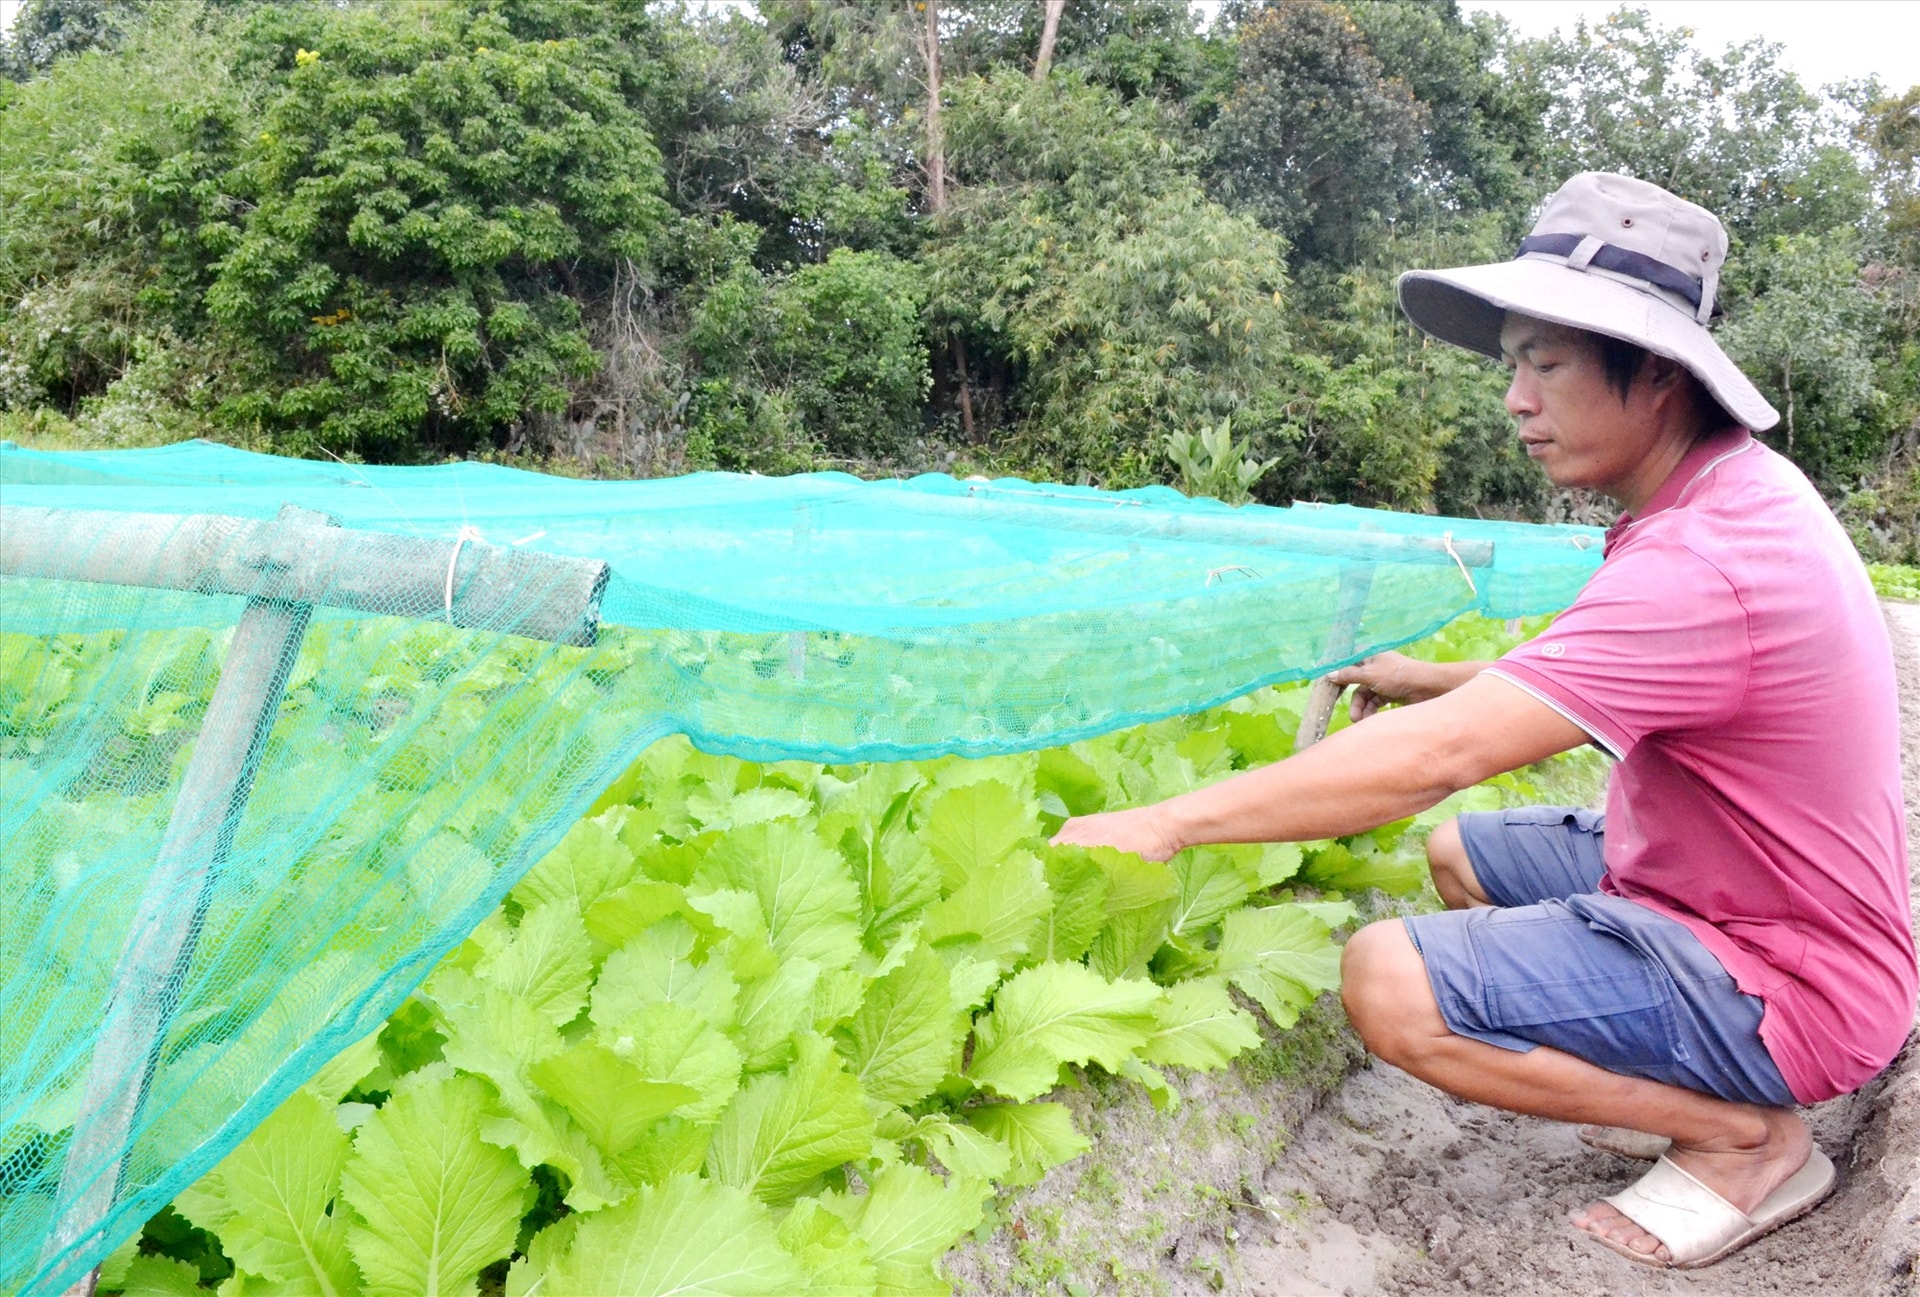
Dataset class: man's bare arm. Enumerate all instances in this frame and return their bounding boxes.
[1049,674,1589,861]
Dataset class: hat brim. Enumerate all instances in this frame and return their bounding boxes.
[1397,260,1779,432]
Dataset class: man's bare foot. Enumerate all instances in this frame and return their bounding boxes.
[1568,1108,1812,1263]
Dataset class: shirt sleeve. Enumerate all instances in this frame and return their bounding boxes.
[1487,534,1753,760]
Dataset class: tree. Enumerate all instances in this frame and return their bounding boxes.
[1207,0,1427,263]
[925,70,1290,482]
[1720,231,1887,488]
[1504,8,1871,244]
[200,2,670,458]
[0,0,137,80]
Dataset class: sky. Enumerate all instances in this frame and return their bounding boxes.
[1463,1,1920,95]
[1,1,1916,95]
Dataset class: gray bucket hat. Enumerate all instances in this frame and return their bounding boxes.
[1397,171,1779,431]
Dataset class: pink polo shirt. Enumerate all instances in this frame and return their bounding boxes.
[1488,428,1916,1103]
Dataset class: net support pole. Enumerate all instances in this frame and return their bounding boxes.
[11,502,612,1297]
[1294,560,1378,751]
[42,504,335,1297]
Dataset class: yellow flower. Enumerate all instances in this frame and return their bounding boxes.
[295,48,319,66]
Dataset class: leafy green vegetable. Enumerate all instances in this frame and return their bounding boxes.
[967,964,1163,1101]
[339,1066,531,1297]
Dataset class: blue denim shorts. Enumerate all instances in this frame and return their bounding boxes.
[1401,807,1795,1106]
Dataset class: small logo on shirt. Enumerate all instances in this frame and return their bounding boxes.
[1541,643,1566,657]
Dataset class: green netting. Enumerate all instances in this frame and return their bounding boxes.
[0,438,1602,1293]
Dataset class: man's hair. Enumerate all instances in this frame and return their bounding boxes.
[1592,331,1735,429]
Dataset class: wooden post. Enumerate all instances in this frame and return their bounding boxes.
[1294,559,1377,751]
[6,504,611,1297]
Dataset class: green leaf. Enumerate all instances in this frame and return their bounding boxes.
[777,1198,878,1295]
[833,942,954,1106]
[178,1089,361,1296]
[1302,840,1427,895]
[118,1256,206,1297]
[1213,904,1346,1029]
[1167,847,1258,937]
[473,901,593,1028]
[921,850,1051,968]
[966,963,1162,1100]
[734,954,823,1072]
[1139,977,1262,1070]
[824,1163,987,1297]
[582,879,693,953]
[341,1067,530,1297]
[544,1173,806,1296]
[966,1102,1090,1186]
[1036,746,1106,819]
[1085,851,1178,980]
[593,917,738,1031]
[1251,841,1305,888]
[605,1115,713,1190]
[697,820,862,973]
[913,1114,1013,1180]
[1034,848,1109,963]
[593,1001,743,1125]
[512,808,641,915]
[917,779,1039,889]
[1222,709,1293,766]
[527,1042,698,1156]
[706,1033,875,1205]
[307,1031,382,1104]
[503,1215,577,1297]
[435,982,563,1127]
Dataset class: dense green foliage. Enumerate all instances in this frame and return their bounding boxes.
[2,0,1916,544]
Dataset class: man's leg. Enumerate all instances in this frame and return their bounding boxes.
[1340,920,1812,1264]
[1424,818,1493,909]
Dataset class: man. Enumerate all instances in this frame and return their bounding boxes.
[1052,172,1916,1269]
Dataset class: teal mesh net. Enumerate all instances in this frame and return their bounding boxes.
[0,439,1602,1292]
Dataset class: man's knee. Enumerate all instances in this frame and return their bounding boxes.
[1340,920,1440,1068]
[1426,818,1490,909]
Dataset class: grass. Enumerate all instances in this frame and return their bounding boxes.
[1869,564,1920,602]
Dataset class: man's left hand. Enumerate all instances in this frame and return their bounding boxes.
[1050,805,1182,862]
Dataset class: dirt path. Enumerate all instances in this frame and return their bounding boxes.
[1231,602,1920,1297]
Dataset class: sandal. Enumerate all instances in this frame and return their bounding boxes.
[1588,1148,1836,1269]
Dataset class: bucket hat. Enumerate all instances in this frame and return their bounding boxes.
[1397,172,1779,431]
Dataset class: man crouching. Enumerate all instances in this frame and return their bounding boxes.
[1052,171,1916,1270]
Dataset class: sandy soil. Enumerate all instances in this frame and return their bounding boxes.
[1232,601,1920,1297]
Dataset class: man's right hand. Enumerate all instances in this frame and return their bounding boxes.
[1325,652,1485,722]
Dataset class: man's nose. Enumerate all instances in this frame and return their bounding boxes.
[1504,369,1539,419]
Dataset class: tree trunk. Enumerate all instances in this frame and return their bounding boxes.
[923,2,977,438]
[950,334,976,440]
[922,0,946,214]
[1034,0,1066,80]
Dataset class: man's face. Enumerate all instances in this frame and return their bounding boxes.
[1498,314,1660,501]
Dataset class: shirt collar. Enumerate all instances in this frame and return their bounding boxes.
[1604,426,1753,556]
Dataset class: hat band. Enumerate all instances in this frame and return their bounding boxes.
[1515,233,1708,315]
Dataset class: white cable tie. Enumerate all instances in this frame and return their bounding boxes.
[1442,531,1478,597]
[445,524,485,617]
[1205,565,1260,586]
[1569,533,1594,550]
[510,530,547,546]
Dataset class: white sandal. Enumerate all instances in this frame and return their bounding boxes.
[1589,1148,1836,1269]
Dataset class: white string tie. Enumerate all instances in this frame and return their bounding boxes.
[1206,565,1260,586]
[1569,533,1594,550]
[1441,531,1478,597]
[446,524,485,617]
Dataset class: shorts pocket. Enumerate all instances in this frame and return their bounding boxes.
[1467,910,1680,1067]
